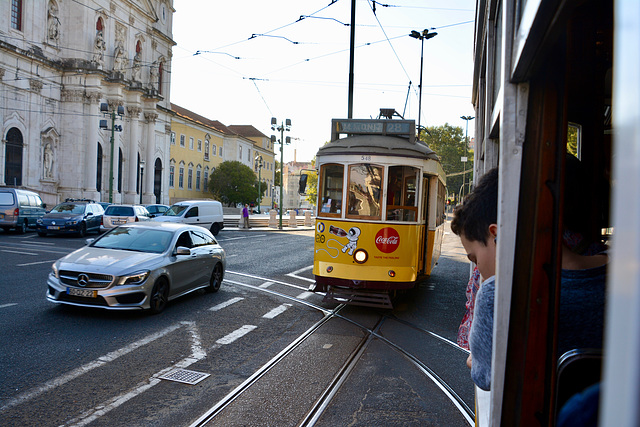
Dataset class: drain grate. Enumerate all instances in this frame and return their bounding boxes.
[159,369,210,385]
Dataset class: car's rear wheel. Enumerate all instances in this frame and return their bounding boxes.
[149,278,169,314]
[18,220,27,234]
[207,264,223,293]
[210,223,220,236]
[78,222,86,237]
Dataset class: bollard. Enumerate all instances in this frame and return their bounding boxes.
[304,210,313,227]
[288,210,297,228]
[268,209,278,228]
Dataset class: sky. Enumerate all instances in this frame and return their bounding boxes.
[170,0,476,163]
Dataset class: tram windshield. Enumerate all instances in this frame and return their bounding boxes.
[386,166,419,222]
[319,163,343,216]
[346,164,383,218]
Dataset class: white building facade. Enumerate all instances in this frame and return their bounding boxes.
[0,0,175,206]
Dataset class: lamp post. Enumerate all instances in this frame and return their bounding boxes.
[255,155,263,213]
[99,103,124,203]
[409,29,437,137]
[139,159,145,204]
[271,117,291,230]
[460,115,475,199]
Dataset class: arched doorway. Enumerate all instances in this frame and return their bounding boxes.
[154,158,162,203]
[5,127,23,186]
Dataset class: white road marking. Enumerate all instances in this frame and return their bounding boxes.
[0,322,183,412]
[63,321,205,427]
[209,297,244,311]
[0,303,18,309]
[259,281,274,288]
[286,264,315,283]
[17,259,57,267]
[1,249,37,255]
[216,325,257,345]
[296,292,314,300]
[262,304,291,319]
[219,234,267,241]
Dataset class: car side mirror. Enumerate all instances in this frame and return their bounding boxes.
[86,212,93,217]
[85,238,95,245]
[175,246,191,256]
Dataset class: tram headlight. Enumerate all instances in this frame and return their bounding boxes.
[326,266,333,273]
[388,270,396,278]
[353,249,368,264]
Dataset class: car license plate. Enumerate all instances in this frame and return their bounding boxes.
[113,220,126,224]
[67,288,97,298]
[48,226,60,230]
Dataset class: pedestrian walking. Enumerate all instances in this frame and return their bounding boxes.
[242,204,251,229]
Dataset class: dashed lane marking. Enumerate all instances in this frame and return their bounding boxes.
[259,281,274,288]
[1,249,38,256]
[209,297,244,311]
[17,259,58,267]
[262,304,292,319]
[215,325,257,345]
[0,303,18,309]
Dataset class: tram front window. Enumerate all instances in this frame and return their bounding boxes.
[386,166,419,221]
[347,164,382,218]
[319,163,343,216]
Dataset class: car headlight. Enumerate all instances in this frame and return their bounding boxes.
[37,218,43,224]
[52,262,59,278]
[67,219,79,225]
[117,271,150,286]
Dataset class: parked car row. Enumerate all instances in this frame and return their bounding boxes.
[0,191,225,237]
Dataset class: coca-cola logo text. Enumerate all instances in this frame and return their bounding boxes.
[375,228,400,253]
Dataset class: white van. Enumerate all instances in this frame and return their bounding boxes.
[153,200,224,235]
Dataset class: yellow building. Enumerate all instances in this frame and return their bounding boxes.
[169,104,226,204]
[169,105,275,208]
[228,125,275,211]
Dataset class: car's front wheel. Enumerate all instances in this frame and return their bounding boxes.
[210,223,220,236]
[149,278,169,314]
[78,222,86,237]
[207,264,223,293]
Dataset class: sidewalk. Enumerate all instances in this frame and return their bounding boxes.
[223,215,315,232]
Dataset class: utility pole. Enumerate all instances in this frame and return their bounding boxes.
[99,103,124,203]
[271,118,291,229]
[255,155,263,213]
[348,0,356,118]
[410,29,437,137]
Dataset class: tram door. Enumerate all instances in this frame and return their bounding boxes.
[421,175,430,274]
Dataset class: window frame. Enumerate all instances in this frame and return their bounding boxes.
[318,163,345,218]
[345,163,384,220]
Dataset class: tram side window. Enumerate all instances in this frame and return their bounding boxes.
[436,180,446,227]
[347,164,383,218]
[319,164,344,216]
[386,166,419,222]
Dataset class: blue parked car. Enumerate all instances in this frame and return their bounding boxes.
[37,199,104,237]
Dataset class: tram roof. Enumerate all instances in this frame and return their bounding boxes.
[317,134,439,160]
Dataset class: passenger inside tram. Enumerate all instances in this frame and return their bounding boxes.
[451,163,608,391]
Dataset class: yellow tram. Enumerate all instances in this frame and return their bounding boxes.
[309,118,446,308]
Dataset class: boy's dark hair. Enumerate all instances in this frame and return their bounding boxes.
[451,168,498,244]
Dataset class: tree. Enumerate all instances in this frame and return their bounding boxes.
[422,123,473,202]
[208,161,264,207]
[274,160,281,187]
[304,159,318,206]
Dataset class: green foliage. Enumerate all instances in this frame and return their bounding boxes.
[422,123,474,202]
[208,161,263,207]
[305,159,318,206]
[274,159,281,187]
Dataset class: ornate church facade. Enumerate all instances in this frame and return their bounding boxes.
[0,0,175,206]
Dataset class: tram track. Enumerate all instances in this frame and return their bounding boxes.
[191,271,475,426]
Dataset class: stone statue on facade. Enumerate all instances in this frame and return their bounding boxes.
[132,51,142,82]
[43,143,54,179]
[149,60,158,90]
[113,40,126,73]
[93,30,106,65]
[47,2,60,44]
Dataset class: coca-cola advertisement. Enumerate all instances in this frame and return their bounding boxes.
[375,227,400,253]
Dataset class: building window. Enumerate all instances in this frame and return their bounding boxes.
[204,167,209,192]
[170,132,176,145]
[179,165,184,188]
[189,137,194,150]
[248,149,251,162]
[11,0,22,31]
[188,167,193,190]
[212,144,217,156]
[197,139,202,152]
[180,134,185,147]
[219,146,223,157]
[169,165,174,188]
[196,169,201,190]
[204,140,210,160]
[239,146,242,159]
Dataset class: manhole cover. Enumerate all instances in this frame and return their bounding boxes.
[159,369,210,385]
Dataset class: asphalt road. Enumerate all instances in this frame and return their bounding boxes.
[0,221,474,426]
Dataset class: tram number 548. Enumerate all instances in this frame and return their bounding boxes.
[361,155,371,161]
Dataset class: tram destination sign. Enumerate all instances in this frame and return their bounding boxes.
[331,119,415,143]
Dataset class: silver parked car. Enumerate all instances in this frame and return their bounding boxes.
[46,222,225,314]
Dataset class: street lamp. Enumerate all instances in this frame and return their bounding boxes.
[409,29,437,138]
[99,103,124,203]
[271,117,291,230]
[255,155,263,213]
[460,115,475,199]
[139,159,145,204]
